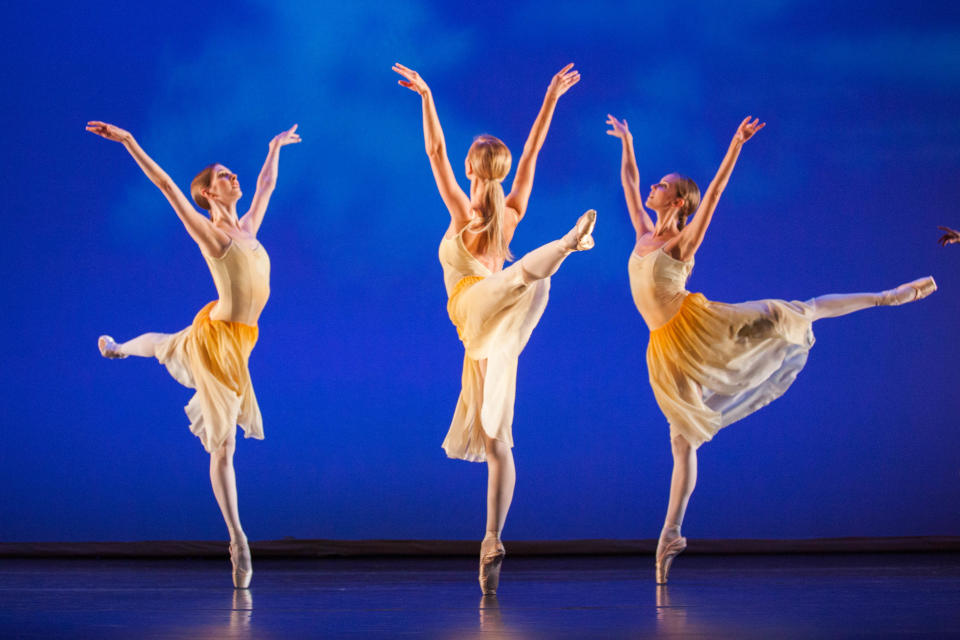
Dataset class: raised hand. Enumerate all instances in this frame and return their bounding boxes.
[938,226,960,246]
[392,63,430,95]
[271,124,301,148]
[86,121,132,144]
[546,63,580,100]
[606,114,632,141]
[734,116,765,143]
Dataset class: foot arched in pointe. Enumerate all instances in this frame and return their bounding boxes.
[655,536,687,584]
[97,335,127,359]
[565,209,596,252]
[229,541,253,589]
[479,537,506,595]
[879,276,937,306]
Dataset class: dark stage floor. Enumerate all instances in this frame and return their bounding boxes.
[1,554,959,638]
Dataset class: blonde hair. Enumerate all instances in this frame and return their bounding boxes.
[670,173,700,230]
[190,164,218,211]
[467,135,513,261]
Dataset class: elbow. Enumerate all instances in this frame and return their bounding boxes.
[156,177,176,194]
[425,143,446,161]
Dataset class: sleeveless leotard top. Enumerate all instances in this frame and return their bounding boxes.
[204,240,271,326]
[438,229,492,297]
[628,248,694,331]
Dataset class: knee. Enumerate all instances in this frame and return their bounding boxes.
[670,434,692,458]
[484,437,512,463]
[210,439,236,466]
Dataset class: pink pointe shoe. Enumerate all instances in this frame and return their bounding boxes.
[229,542,253,589]
[97,335,127,359]
[880,276,937,306]
[564,209,596,252]
[479,538,506,595]
[655,536,687,585]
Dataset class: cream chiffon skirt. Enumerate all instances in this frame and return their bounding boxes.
[156,301,263,453]
[442,268,550,462]
[647,292,815,448]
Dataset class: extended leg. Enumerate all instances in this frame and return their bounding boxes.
[807,277,936,321]
[98,332,168,359]
[517,210,596,283]
[210,431,251,588]
[479,432,515,595]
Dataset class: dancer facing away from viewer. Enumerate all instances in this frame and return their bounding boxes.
[606,114,936,584]
[87,120,301,589]
[393,62,595,595]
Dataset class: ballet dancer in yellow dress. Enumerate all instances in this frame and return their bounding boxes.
[606,114,936,584]
[87,120,300,588]
[394,62,595,594]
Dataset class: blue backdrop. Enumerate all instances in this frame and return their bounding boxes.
[2,0,958,542]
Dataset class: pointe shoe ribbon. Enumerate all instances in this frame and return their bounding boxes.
[229,542,253,589]
[479,539,506,595]
[655,536,687,585]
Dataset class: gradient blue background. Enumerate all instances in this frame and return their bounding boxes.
[2,1,958,543]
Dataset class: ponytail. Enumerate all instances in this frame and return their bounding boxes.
[467,135,513,261]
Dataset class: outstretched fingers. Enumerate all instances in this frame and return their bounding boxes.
[737,116,766,142]
[605,114,629,137]
[548,63,580,98]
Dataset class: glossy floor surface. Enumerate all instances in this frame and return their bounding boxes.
[2,554,959,638]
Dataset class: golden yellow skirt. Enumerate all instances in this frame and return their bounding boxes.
[647,293,815,448]
[156,301,263,453]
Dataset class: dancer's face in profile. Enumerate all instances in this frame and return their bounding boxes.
[204,164,242,206]
[646,175,682,211]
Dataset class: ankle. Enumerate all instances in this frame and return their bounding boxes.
[659,525,681,541]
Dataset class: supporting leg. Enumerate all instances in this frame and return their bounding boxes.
[210,432,251,588]
[479,432,514,595]
[483,434,516,540]
[657,434,695,584]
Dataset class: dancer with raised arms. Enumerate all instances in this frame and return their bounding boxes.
[393,62,595,594]
[87,120,301,588]
[606,114,936,584]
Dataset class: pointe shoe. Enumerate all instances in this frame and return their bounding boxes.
[879,276,937,306]
[229,542,253,589]
[565,209,597,251]
[655,536,687,585]
[479,538,506,595]
[97,335,127,359]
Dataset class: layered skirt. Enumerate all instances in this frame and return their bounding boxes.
[647,293,816,448]
[442,269,550,462]
[156,301,263,453]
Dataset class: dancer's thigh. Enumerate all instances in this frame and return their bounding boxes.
[456,265,528,328]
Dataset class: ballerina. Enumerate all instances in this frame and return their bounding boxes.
[87,120,301,588]
[393,62,594,594]
[606,114,936,584]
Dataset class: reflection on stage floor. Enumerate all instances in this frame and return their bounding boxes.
[1,553,958,638]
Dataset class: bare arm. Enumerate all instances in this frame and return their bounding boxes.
[392,63,471,230]
[86,121,228,255]
[504,63,580,220]
[675,116,765,260]
[606,114,654,236]
[241,124,301,236]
